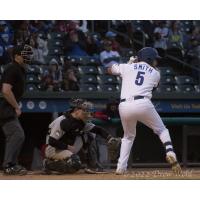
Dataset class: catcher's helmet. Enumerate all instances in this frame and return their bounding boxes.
[137,47,161,65]
[70,99,94,112]
[13,44,33,64]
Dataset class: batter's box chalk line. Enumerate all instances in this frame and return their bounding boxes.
[122,170,194,178]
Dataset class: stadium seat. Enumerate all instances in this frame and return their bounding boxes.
[67,56,100,66]
[48,39,63,48]
[156,85,175,93]
[26,84,39,91]
[80,75,98,84]
[98,66,108,74]
[80,84,98,92]
[160,75,176,85]
[49,32,64,39]
[78,56,89,65]
[27,65,42,75]
[132,20,143,31]
[175,85,195,93]
[158,66,175,76]
[48,48,63,56]
[121,48,135,58]
[98,75,119,85]
[88,57,101,66]
[26,74,40,84]
[194,85,200,93]
[78,66,99,75]
[180,21,194,33]
[38,32,47,39]
[66,56,81,65]
[175,75,194,85]
[99,84,120,92]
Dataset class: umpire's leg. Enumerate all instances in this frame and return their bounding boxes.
[2,118,25,167]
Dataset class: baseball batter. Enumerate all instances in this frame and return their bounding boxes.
[107,47,181,175]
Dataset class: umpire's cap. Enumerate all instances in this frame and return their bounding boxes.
[137,47,161,64]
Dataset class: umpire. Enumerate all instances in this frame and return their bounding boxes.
[0,44,33,175]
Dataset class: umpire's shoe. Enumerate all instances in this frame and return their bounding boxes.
[4,164,27,175]
[166,154,182,174]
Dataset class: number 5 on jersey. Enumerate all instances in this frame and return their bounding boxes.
[135,71,145,86]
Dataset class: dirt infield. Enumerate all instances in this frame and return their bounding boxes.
[0,168,200,180]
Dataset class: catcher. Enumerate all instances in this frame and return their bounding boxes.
[43,99,121,174]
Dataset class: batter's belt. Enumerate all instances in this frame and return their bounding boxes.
[120,96,144,103]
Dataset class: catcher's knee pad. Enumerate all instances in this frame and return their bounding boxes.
[44,154,81,174]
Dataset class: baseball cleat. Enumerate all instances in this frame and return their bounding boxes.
[115,168,126,175]
[84,168,108,174]
[166,155,182,174]
[4,165,27,176]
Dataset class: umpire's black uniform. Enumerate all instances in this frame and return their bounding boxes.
[0,46,28,173]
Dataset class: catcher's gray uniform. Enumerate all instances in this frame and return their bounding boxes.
[45,115,95,160]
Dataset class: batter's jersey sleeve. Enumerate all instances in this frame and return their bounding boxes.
[110,63,128,76]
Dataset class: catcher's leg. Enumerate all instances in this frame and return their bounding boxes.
[43,154,82,174]
[44,146,82,174]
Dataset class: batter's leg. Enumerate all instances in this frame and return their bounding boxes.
[116,103,137,174]
[138,105,181,174]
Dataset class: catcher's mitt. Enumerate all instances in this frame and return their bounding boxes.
[107,137,121,162]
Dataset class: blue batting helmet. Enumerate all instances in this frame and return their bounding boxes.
[137,47,161,64]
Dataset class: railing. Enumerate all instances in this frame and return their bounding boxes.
[109,28,146,50]
[166,54,200,73]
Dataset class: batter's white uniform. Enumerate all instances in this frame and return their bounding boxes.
[110,61,176,171]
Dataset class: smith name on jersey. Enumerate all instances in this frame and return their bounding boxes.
[111,62,160,100]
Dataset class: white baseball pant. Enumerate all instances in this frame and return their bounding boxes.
[117,98,173,171]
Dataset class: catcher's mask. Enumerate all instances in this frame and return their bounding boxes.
[70,99,94,121]
[70,99,94,113]
[13,44,33,64]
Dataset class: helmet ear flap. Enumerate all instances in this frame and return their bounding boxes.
[146,58,153,65]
